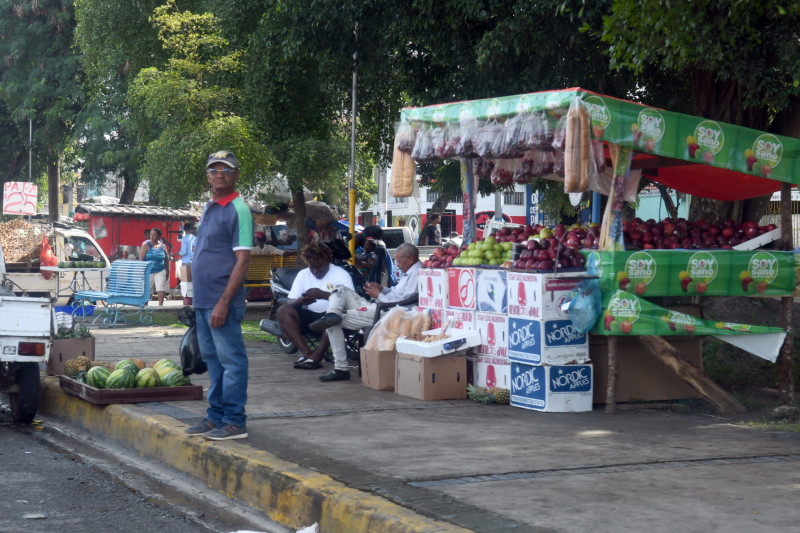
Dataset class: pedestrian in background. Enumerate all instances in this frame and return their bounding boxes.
[179,221,197,305]
[186,150,252,441]
[139,227,170,306]
[419,212,442,246]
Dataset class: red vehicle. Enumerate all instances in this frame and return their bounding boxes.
[74,204,197,290]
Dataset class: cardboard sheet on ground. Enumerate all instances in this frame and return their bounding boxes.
[591,289,786,362]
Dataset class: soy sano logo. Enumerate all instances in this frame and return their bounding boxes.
[661,310,699,335]
[739,252,780,294]
[602,290,641,335]
[678,251,719,295]
[617,251,657,296]
[550,365,592,393]
[584,96,611,139]
[744,133,783,178]
[631,108,665,152]
[686,120,724,164]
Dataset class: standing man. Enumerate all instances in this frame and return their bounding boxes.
[419,212,442,246]
[179,221,197,306]
[186,150,252,441]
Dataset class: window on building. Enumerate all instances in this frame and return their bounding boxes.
[503,191,524,205]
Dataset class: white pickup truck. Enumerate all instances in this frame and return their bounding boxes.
[0,243,54,423]
[2,221,110,304]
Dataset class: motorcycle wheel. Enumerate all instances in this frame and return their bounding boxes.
[9,362,40,424]
[278,336,298,354]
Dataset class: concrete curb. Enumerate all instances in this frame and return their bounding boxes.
[39,376,471,533]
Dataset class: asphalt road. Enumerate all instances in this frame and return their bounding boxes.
[0,403,287,533]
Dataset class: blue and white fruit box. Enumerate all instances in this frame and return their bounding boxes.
[510,362,593,412]
[476,268,507,314]
[507,317,589,366]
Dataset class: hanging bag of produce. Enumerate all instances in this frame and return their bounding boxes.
[411,126,436,162]
[395,121,416,153]
[456,118,479,158]
[392,123,417,197]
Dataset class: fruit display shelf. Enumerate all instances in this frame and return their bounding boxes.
[59,375,203,405]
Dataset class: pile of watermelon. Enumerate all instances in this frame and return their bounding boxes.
[85,358,191,389]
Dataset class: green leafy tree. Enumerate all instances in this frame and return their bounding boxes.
[0,0,83,220]
[73,0,167,204]
[596,0,800,223]
[127,1,273,206]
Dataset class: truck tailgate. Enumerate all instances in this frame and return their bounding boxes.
[0,296,53,337]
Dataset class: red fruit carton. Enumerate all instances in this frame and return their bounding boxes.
[447,267,476,310]
[472,355,511,389]
[418,268,449,309]
[443,308,476,330]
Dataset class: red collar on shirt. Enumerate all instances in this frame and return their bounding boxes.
[214,191,239,206]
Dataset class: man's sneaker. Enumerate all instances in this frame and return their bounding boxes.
[203,424,248,441]
[309,313,343,332]
[185,420,218,436]
[319,368,351,382]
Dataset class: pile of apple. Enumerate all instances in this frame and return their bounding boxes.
[623,217,777,250]
[422,244,462,268]
[451,235,515,266]
[513,223,597,270]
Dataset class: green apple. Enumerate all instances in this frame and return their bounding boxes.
[539,228,553,239]
[484,235,496,246]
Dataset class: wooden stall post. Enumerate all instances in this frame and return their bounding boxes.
[599,144,633,411]
[778,182,795,404]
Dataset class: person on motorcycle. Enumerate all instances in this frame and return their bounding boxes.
[311,243,422,382]
[272,242,354,369]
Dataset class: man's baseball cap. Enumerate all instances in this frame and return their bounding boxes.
[206,150,239,169]
[255,231,267,239]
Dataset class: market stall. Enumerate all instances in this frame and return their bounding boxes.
[395,87,799,413]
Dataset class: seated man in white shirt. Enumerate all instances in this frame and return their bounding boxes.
[311,243,422,382]
[273,243,354,369]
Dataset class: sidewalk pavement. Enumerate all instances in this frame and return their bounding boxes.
[38,307,800,533]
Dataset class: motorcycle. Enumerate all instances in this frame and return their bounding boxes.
[260,260,367,360]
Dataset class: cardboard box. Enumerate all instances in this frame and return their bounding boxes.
[395,352,467,400]
[359,348,396,391]
[507,316,590,366]
[395,327,482,357]
[476,269,508,314]
[507,272,582,320]
[475,312,509,359]
[418,268,448,309]
[47,337,95,376]
[181,264,192,282]
[447,267,476,310]
[472,355,511,389]
[510,362,593,412]
[443,309,476,330]
[589,334,702,403]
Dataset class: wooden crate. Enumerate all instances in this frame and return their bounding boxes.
[59,375,203,405]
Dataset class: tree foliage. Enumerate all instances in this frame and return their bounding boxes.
[0,0,83,220]
[127,1,273,206]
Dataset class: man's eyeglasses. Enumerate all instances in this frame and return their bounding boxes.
[207,168,236,175]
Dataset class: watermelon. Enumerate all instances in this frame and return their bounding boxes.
[155,365,179,379]
[106,368,136,389]
[161,370,191,387]
[135,368,160,388]
[115,359,140,374]
[86,366,111,389]
[153,358,179,372]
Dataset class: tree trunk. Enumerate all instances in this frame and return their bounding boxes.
[429,192,452,217]
[291,187,308,267]
[119,175,138,205]
[1,152,26,214]
[47,159,59,222]
[654,183,678,220]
